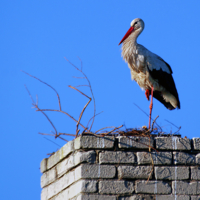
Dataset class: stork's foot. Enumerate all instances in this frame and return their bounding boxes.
[145,89,150,101]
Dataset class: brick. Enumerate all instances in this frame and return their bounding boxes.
[137,151,172,165]
[119,195,154,200]
[118,166,152,179]
[72,194,117,200]
[173,152,195,165]
[56,150,96,177]
[191,167,200,180]
[40,136,200,200]
[191,196,200,200]
[41,151,96,188]
[120,195,189,200]
[193,138,200,150]
[156,137,191,150]
[135,180,171,194]
[80,164,116,178]
[47,140,74,169]
[48,180,97,200]
[172,181,200,195]
[40,158,47,173]
[118,136,153,149]
[58,163,115,180]
[155,166,189,180]
[99,180,134,194]
[41,164,115,199]
[156,195,189,200]
[74,135,115,149]
[41,167,57,188]
[196,153,200,165]
[99,151,135,164]
[41,166,81,199]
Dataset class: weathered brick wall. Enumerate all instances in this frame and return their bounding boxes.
[40,136,200,200]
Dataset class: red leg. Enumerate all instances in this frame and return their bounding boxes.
[145,89,150,101]
[149,86,154,129]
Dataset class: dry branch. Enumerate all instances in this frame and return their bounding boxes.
[68,85,92,137]
[94,126,117,134]
[23,59,174,148]
[23,71,89,141]
[102,125,124,136]
[39,132,56,136]
[65,58,96,131]
[22,71,62,110]
[87,111,104,128]
[23,58,99,140]
[172,126,181,135]
[133,103,162,131]
[151,115,159,131]
[165,119,179,129]
[58,133,76,137]
[24,85,59,137]
[36,109,87,130]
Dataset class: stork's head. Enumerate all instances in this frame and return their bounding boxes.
[119,18,144,45]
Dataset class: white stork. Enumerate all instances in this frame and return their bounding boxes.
[119,18,180,128]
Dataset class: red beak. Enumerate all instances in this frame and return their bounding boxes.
[118,26,134,45]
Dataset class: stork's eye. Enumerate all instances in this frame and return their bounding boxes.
[135,22,138,25]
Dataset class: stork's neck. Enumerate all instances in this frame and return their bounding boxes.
[121,29,142,62]
[124,31,138,47]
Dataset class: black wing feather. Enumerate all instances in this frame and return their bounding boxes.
[148,67,180,109]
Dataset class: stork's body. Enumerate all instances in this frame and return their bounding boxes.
[119,18,180,127]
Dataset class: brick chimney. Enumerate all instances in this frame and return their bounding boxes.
[40,135,200,200]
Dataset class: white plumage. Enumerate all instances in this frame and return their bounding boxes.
[119,18,180,110]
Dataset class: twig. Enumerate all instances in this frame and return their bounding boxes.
[133,102,149,118]
[57,136,68,142]
[25,85,78,141]
[47,152,55,156]
[164,119,180,129]
[22,70,62,110]
[58,133,76,137]
[65,58,96,131]
[151,115,159,131]
[76,129,80,137]
[133,103,162,131]
[172,126,181,135]
[95,126,116,134]
[24,84,35,103]
[43,137,61,147]
[80,132,102,137]
[146,135,154,183]
[86,111,104,128]
[77,56,83,71]
[146,164,154,183]
[68,85,91,137]
[82,126,89,135]
[103,125,124,136]
[36,108,87,130]
[24,85,59,137]
[23,64,95,140]
[38,109,58,137]
[39,132,56,136]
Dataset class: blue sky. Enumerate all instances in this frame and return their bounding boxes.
[1,1,200,199]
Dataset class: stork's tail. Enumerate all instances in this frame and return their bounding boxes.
[153,91,180,110]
